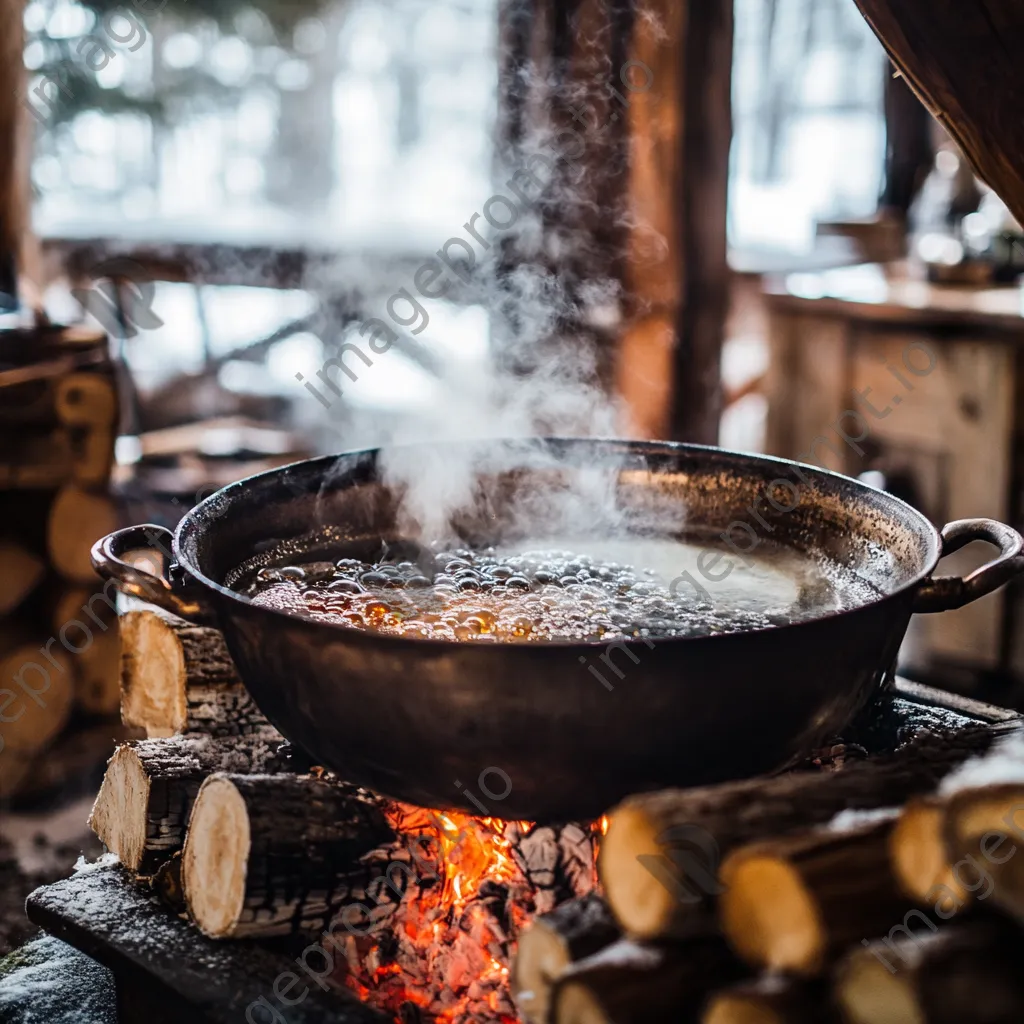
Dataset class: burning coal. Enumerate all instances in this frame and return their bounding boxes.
[332,804,601,1022]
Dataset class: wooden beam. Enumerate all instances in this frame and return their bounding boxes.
[0,0,25,303]
[853,1,1024,227]
[666,0,733,445]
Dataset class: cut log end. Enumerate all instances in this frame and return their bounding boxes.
[513,918,576,1023]
[719,854,823,975]
[181,775,251,939]
[552,981,614,1024]
[704,997,788,1024]
[119,610,187,736]
[890,799,965,908]
[702,975,822,1024]
[599,804,676,938]
[88,745,152,873]
[836,947,923,1024]
[945,785,1024,919]
[512,894,619,1024]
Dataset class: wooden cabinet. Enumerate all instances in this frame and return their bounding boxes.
[764,265,1022,686]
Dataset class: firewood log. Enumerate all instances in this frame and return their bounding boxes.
[0,540,45,616]
[88,734,288,876]
[835,921,1024,1024]
[513,893,621,1024]
[153,852,185,915]
[119,608,275,738]
[942,782,1024,923]
[703,975,830,1024]
[550,937,743,1024]
[889,796,968,911]
[599,724,1014,940]
[47,485,120,583]
[181,772,394,939]
[0,643,74,759]
[718,815,908,976]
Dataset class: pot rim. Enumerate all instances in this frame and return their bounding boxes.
[172,437,944,649]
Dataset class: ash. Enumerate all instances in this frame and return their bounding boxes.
[332,806,600,1022]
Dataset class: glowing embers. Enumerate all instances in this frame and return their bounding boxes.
[338,806,601,1023]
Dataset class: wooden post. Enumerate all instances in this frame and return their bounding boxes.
[497,0,733,443]
[665,0,733,445]
[0,0,25,306]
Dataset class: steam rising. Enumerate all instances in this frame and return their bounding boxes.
[300,34,663,549]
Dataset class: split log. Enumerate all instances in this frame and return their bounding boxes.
[47,485,120,583]
[119,608,275,738]
[703,975,829,1024]
[550,937,743,1024]
[0,643,74,759]
[599,724,1014,940]
[181,772,394,939]
[889,797,968,911]
[512,893,621,1024]
[88,734,288,876]
[0,540,45,616]
[719,814,908,976]
[836,922,1024,1024]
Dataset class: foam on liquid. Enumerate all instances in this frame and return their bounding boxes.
[238,535,880,643]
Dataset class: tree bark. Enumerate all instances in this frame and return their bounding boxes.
[551,937,742,1024]
[181,772,394,939]
[599,723,1015,940]
[719,816,908,976]
[837,922,1024,1024]
[703,974,831,1024]
[119,608,277,739]
[88,734,289,876]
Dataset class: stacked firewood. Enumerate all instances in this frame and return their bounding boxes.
[91,609,601,1020]
[89,608,1024,1022]
[0,325,122,800]
[514,720,1024,1024]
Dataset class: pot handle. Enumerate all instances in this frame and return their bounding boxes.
[90,524,218,625]
[914,519,1024,613]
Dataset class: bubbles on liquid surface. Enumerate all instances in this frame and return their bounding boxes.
[244,546,780,642]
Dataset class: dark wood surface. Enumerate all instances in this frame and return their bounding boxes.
[853,0,1024,228]
[26,866,386,1024]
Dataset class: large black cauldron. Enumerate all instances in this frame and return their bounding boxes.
[93,439,1024,821]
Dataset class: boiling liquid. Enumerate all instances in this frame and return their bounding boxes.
[239,536,880,643]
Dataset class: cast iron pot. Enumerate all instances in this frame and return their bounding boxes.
[93,438,1024,821]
